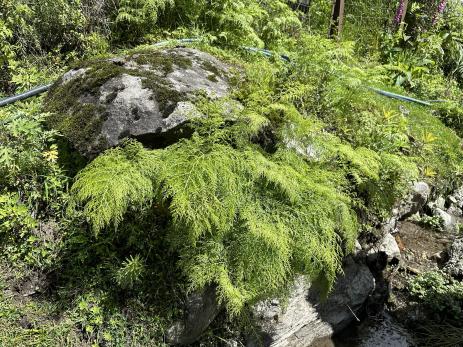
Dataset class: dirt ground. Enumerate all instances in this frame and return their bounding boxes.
[388,221,456,324]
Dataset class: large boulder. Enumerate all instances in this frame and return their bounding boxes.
[45,47,236,158]
[248,258,375,347]
[444,238,463,278]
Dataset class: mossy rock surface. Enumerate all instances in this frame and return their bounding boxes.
[44,47,234,158]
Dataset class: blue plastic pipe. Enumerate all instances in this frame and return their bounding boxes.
[0,84,52,107]
[368,87,432,106]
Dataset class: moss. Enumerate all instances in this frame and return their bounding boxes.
[77,61,127,94]
[174,55,193,70]
[131,51,174,75]
[129,49,193,75]
[47,102,107,156]
[207,74,219,82]
[139,72,186,118]
[44,59,127,157]
[201,60,223,77]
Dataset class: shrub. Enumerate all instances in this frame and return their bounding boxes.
[409,271,463,321]
[0,109,68,216]
[0,108,68,270]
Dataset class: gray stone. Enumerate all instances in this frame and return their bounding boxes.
[249,278,332,347]
[381,216,398,234]
[354,240,363,256]
[224,340,239,347]
[447,205,463,217]
[381,182,430,234]
[444,186,463,217]
[368,233,401,262]
[434,208,458,232]
[284,138,321,161]
[166,285,220,345]
[444,238,463,278]
[315,258,375,332]
[248,258,375,347]
[60,68,89,84]
[46,47,236,158]
[396,182,430,220]
[447,186,463,208]
[435,196,446,210]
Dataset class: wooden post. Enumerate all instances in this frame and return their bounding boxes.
[328,0,345,39]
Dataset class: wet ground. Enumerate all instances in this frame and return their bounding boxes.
[332,312,415,347]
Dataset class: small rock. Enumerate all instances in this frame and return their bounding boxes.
[284,138,321,161]
[434,208,458,232]
[435,196,446,210]
[447,186,463,208]
[19,316,32,329]
[396,182,430,220]
[429,252,440,261]
[368,234,401,262]
[382,216,398,234]
[225,340,239,347]
[447,205,462,217]
[354,240,362,256]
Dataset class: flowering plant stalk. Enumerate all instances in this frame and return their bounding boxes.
[394,0,407,26]
[432,0,448,25]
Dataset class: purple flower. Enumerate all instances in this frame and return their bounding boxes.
[394,0,406,26]
[432,0,448,25]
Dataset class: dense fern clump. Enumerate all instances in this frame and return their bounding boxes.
[73,119,358,314]
[70,35,463,315]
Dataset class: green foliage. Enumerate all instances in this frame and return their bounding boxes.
[68,33,463,317]
[73,132,358,314]
[115,0,174,43]
[70,291,167,346]
[0,109,68,216]
[71,141,154,233]
[413,214,445,232]
[111,0,302,47]
[0,193,36,235]
[29,0,86,53]
[0,272,167,346]
[343,0,396,54]
[409,271,463,321]
[114,255,146,290]
[0,107,68,270]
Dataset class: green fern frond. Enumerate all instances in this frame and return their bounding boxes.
[72,141,155,233]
